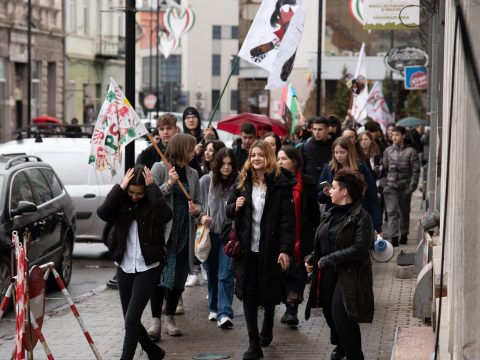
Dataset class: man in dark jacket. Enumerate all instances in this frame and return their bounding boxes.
[299,117,333,184]
[136,113,177,168]
[382,126,420,246]
[232,122,256,170]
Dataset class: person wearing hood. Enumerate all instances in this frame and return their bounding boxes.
[182,106,204,177]
[226,140,295,360]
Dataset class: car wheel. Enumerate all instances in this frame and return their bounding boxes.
[56,237,73,287]
[0,255,12,311]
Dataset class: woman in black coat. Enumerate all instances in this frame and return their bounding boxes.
[306,169,374,360]
[226,140,295,360]
[97,165,173,360]
[276,146,320,326]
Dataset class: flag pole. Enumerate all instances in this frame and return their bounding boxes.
[207,55,240,128]
[146,133,192,201]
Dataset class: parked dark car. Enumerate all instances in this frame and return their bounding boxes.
[0,155,76,302]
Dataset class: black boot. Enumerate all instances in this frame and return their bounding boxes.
[400,234,408,244]
[243,343,264,360]
[285,302,299,327]
[147,344,166,360]
[391,236,399,247]
[330,345,345,360]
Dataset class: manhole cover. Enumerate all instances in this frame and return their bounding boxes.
[192,354,230,360]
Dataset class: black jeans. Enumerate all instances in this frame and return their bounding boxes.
[320,267,364,360]
[117,266,161,360]
[150,286,183,317]
[243,252,275,347]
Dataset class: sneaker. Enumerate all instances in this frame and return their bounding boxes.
[217,316,233,329]
[185,273,199,287]
[208,311,217,321]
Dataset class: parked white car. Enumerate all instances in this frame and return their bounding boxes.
[0,138,148,243]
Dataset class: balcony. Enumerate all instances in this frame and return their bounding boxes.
[96,35,125,59]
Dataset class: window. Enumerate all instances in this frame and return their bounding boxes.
[230,90,238,111]
[0,59,5,140]
[231,26,239,39]
[40,169,63,198]
[31,61,41,119]
[230,55,240,75]
[10,172,35,210]
[212,54,221,76]
[211,90,220,109]
[26,169,53,205]
[212,25,221,40]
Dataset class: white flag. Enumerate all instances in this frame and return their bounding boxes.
[351,43,368,124]
[366,81,393,133]
[238,0,306,89]
[88,78,149,177]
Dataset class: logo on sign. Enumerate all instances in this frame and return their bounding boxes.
[384,47,428,74]
[404,66,427,90]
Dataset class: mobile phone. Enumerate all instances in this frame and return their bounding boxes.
[320,181,331,189]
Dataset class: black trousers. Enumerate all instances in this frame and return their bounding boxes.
[117,266,161,360]
[243,252,275,346]
[320,267,364,360]
[150,285,183,317]
[284,258,308,303]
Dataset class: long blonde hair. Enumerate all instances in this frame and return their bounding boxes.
[329,136,358,172]
[237,140,280,189]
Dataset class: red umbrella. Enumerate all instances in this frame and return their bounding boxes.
[32,115,62,124]
[218,113,288,137]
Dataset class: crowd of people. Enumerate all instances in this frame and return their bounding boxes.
[99,107,424,360]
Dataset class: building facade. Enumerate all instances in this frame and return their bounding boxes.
[138,0,239,122]
[64,0,131,125]
[0,0,64,141]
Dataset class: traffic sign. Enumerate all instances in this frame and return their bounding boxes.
[144,94,157,110]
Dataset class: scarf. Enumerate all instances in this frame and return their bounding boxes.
[293,170,303,262]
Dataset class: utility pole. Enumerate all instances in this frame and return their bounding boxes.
[27,0,32,124]
[315,0,323,116]
[124,0,136,170]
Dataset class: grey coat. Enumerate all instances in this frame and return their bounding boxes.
[151,161,201,272]
[382,143,420,193]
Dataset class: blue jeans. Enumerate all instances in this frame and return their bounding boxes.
[202,232,234,320]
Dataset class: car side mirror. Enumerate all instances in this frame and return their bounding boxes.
[11,201,38,217]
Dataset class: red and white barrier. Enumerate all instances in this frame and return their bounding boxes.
[28,310,54,360]
[0,283,13,321]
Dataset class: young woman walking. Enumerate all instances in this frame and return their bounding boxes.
[97,165,172,360]
[199,148,238,328]
[317,136,382,234]
[276,146,320,327]
[148,133,202,339]
[226,140,295,360]
[306,169,375,360]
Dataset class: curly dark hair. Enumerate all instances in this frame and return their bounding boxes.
[333,168,366,202]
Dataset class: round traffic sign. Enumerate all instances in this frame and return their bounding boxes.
[144,94,157,110]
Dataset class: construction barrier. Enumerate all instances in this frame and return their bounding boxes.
[0,230,102,360]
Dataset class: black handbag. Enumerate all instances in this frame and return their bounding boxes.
[223,220,243,258]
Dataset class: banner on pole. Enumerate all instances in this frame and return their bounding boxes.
[88,78,149,177]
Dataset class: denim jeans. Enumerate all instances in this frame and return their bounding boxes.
[202,232,234,320]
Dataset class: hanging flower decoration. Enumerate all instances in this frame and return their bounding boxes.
[157,2,195,58]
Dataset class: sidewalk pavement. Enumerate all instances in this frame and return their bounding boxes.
[0,192,426,360]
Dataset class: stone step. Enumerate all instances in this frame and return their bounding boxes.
[391,326,435,360]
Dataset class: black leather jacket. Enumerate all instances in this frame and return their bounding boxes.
[97,184,173,266]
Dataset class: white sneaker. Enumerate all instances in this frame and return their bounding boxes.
[185,273,199,287]
[201,266,208,282]
[217,316,233,329]
[208,311,217,321]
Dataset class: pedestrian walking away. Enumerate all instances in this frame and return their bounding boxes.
[305,168,375,360]
[226,140,295,360]
[277,146,320,327]
[198,147,239,329]
[149,133,202,339]
[97,165,172,360]
[382,126,420,246]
